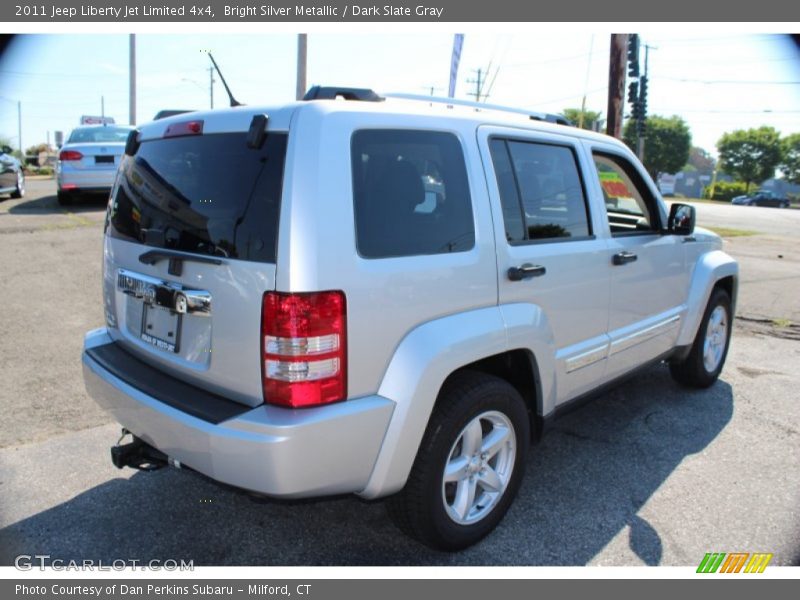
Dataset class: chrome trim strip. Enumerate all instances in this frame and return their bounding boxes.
[565,344,608,373]
[609,314,681,356]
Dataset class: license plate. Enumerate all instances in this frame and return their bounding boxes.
[95,155,114,164]
[141,304,181,353]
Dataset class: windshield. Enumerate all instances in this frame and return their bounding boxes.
[107,132,287,264]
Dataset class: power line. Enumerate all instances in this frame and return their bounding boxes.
[659,77,800,85]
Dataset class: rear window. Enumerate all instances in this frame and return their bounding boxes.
[107,132,287,264]
[68,127,132,144]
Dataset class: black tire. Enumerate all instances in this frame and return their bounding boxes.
[10,172,24,199]
[670,288,732,388]
[56,191,72,206]
[387,371,530,551]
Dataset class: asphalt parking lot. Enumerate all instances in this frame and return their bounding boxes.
[0,179,798,566]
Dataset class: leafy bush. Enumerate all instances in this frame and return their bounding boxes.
[702,181,749,201]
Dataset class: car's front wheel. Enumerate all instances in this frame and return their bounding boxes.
[387,371,529,551]
[670,287,732,388]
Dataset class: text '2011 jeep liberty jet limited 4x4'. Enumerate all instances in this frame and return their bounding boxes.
[82,87,737,551]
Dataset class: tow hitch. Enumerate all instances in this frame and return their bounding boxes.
[111,429,169,471]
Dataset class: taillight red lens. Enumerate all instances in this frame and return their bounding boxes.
[164,120,204,138]
[261,291,347,408]
[59,150,83,161]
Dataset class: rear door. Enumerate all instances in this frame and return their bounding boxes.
[103,115,289,406]
[479,126,612,404]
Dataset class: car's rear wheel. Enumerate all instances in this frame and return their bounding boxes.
[670,287,732,388]
[387,371,529,551]
[11,171,24,199]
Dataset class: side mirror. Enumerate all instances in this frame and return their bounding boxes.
[668,203,696,236]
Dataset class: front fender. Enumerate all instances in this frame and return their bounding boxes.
[358,303,556,499]
[677,249,738,347]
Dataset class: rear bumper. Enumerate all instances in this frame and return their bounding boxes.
[82,328,394,498]
[57,166,116,191]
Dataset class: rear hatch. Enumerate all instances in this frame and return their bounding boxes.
[102,110,291,407]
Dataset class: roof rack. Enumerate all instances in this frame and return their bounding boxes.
[303,86,384,102]
[384,93,573,126]
[300,86,572,126]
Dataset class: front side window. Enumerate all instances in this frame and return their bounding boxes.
[489,138,591,243]
[593,153,659,234]
[351,129,475,259]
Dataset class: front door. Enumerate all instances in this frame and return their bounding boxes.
[585,143,690,380]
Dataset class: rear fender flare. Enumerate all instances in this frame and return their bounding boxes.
[358,303,555,499]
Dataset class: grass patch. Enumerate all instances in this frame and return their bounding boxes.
[772,318,792,328]
[706,226,758,238]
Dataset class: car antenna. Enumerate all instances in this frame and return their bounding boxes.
[206,51,243,107]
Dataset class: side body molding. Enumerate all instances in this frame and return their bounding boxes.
[358,303,556,499]
[676,249,739,347]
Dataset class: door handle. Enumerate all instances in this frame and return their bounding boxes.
[612,251,638,266]
[507,263,547,281]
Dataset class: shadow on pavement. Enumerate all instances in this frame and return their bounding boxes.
[7,194,107,215]
[0,365,733,566]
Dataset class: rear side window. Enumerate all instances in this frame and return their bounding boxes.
[351,129,474,259]
[489,138,591,243]
[108,132,287,263]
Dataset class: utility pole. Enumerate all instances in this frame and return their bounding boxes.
[606,33,628,139]
[467,68,485,103]
[129,34,136,125]
[17,101,22,154]
[208,66,215,109]
[101,95,105,119]
[296,34,307,101]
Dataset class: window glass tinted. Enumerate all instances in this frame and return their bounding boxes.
[68,126,132,143]
[352,130,474,258]
[490,139,590,242]
[108,132,287,263]
[593,153,656,234]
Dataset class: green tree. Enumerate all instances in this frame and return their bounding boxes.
[716,126,781,192]
[688,146,715,172]
[623,115,691,179]
[562,107,602,130]
[779,132,800,185]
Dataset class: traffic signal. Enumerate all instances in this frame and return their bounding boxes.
[631,100,641,121]
[627,81,639,104]
[638,118,647,137]
[639,76,648,119]
[627,34,640,78]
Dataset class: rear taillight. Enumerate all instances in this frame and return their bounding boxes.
[261,291,347,408]
[59,150,83,161]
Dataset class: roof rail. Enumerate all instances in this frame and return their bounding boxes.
[384,93,573,126]
[303,86,384,102]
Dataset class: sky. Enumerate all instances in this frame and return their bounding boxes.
[0,31,798,158]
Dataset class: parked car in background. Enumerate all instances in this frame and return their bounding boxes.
[0,145,25,199]
[56,124,134,205]
[731,190,790,208]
